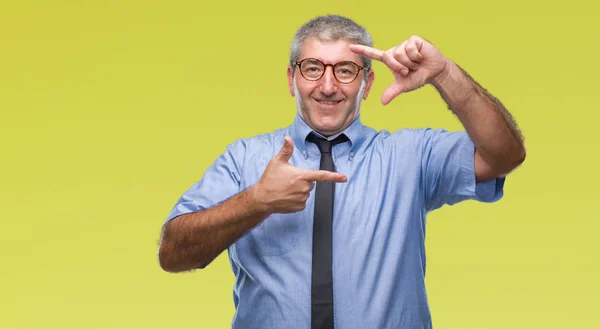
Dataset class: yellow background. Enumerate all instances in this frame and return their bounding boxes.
[1,0,598,328]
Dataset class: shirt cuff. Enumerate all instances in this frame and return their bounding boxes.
[458,136,505,203]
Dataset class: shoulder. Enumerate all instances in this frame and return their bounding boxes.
[365,126,455,148]
[387,127,469,147]
[357,127,470,161]
[223,126,291,157]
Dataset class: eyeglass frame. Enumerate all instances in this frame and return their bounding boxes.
[293,58,368,84]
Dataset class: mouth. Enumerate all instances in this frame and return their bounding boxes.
[314,98,343,106]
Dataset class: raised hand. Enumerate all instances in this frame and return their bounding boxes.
[253,136,348,214]
[349,35,450,105]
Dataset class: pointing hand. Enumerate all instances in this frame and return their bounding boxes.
[253,137,348,214]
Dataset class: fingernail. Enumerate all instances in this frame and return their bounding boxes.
[401,69,409,75]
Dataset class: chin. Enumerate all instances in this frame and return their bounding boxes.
[302,108,352,135]
[313,121,343,135]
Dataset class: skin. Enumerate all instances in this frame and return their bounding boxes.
[158,34,526,273]
[287,38,375,137]
[158,139,346,272]
[349,35,525,181]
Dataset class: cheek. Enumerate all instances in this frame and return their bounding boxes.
[345,82,366,102]
[342,84,360,98]
[294,78,314,96]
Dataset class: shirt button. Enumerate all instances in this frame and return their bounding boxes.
[349,152,354,156]
[301,150,307,154]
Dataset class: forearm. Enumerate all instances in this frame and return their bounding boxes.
[158,186,270,273]
[431,61,526,173]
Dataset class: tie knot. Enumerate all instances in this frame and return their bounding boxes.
[307,133,348,154]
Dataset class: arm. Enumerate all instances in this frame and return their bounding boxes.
[158,186,269,273]
[158,137,347,273]
[349,36,526,182]
[431,61,526,182]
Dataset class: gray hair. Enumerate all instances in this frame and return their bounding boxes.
[289,15,373,80]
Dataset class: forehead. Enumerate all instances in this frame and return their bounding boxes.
[299,37,362,64]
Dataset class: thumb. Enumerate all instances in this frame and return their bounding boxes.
[275,136,294,162]
[381,82,406,105]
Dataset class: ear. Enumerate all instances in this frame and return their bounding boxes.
[287,66,295,97]
[362,69,375,100]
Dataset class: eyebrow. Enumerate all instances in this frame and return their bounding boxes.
[305,58,357,65]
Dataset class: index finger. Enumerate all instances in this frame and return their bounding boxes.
[349,44,384,62]
[300,169,348,183]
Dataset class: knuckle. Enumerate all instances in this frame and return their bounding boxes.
[381,52,389,61]
[291,175,303,184]
[382,53,393,66]
[393,62,407,72]
[395,51,407,60]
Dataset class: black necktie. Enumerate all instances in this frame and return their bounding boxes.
[308,133,348,329]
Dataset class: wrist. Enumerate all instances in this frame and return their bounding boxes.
[247,184,272,217]
[430,60,477,113]
[430,59,455,89]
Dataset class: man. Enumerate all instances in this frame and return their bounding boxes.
[158,14,525,329]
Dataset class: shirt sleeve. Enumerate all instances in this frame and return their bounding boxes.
[164,139,246,224]
[421,128,505,212]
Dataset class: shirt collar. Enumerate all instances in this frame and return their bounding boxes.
[290,113,368,155]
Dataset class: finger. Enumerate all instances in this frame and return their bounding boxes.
[349,44,384,62]
[290,177,316,193]
[381,83,407,105]
[381,51,409,76]
[302,181,316,194]
[300,169,348,183]
[405,41,423,63]
[410,36,425,50]
[392,44,419,71]
[275,136,294,162]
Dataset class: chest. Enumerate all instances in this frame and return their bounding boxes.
[233,149,425,262]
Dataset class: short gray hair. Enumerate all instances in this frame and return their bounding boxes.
[289,15,373,80]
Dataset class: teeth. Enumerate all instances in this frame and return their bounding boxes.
[318,100,340,105]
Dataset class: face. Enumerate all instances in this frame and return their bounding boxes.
[287,38,375,136]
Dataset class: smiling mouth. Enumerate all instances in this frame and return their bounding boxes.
[315,99,342,105]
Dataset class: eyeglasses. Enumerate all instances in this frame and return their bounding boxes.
[295,58,366,84]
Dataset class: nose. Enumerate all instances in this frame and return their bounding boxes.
[318,66,338,96]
